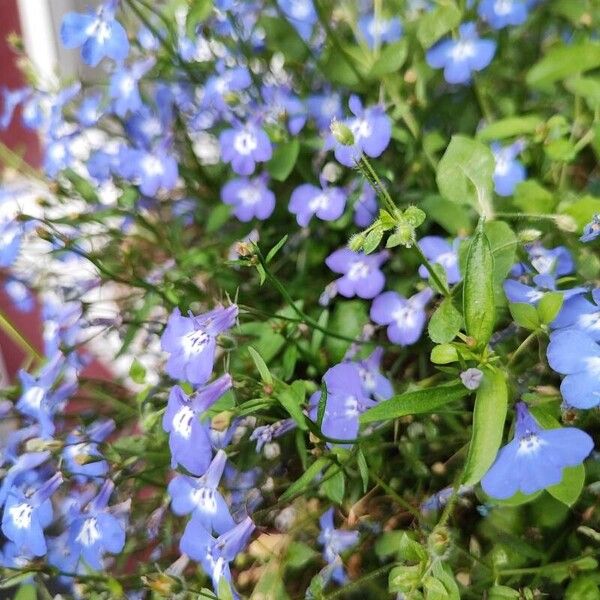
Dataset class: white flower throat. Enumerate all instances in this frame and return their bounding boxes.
[181,329,209,357]
[8,503,33,529]
[234,131,258,155]
[76,517,102,547]
[173,405,195,439]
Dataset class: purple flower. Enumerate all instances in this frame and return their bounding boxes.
[163,376,232,475]
[479,0,529,30]
[180,516,255,597]
[109,59,155,118]
[417,236,461,284]
[358,15,403,48]
[203,66,252,112]
[353,181,378,227]
[551,289,600,340]
[370,288,433,345]
[62,420,115,482]
[249,419,296,453]
[221,175,276,222]
[309,363,375,445]
[2,473,62,556]
[325,248,388,299]
[326,96,392,167]
[66,480,127,570]
[120,146,178,196]
[317,508,359,584]
[356,347,393,401]
[60,1,129,67]
[44,138,72,178]
[288,182,347,227]
[3,278,34,313]
[161,305,238,384]
[168,450,235,534]
[580,214,600,243]
[277,0,317,40]
[426,22,496,85]
[0,87,29,130]
[0,219,23,268]
[308,92,343,131]
[547,329,600,409]
[492,141,526,196]
[220,123,273,176]
[77,92,103,126]
[481,402,593,498]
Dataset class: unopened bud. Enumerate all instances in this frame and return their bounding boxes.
[330,119,355,146]
[460,368,484,390]
[518,228,542,242]
[554,214,577,232]
[428,525,451,558]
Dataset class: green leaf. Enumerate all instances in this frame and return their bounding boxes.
[430,343,459,364]
[206,203,231,233]
[280,457,329,502]
[248,346,273,385]
[363,226,384,254]
[547,464,586,507]
[463,221,495,347]
[316,381,328,429]
[129,358,146,384]
[428,297,463,344]
[278,381,308,430]
[321,464,345,504]
[565,76,600,110]
[477,115,544,142]
[217,576,235,600]
[537,292,564,324]
[286,541,319,569]
[432,562,460,600]
[14,585,37,600]
[420,195,473,235]
[326,300,369,362]
[417,2,462,49]
[513,180,556,215]
[562,195,600,228]
[186,0,213,33]
[509,303,540,330]
[267,139,300,181]
[527,42,600,88]
[361,382,470,424]
[436,135,495,218]
[251,564,290,600]
[487,586,521,600]
[369,40,409,77]
[357,448,369,493]
[462,368,508,486]
[266,234,288,263]
[485,220,518,305]
[566,575,600,600]
[423,576,450,600]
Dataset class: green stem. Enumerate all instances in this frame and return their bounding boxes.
[357,155,396,214]
[324,563,395,599]
[412,244,451,298]
[370,472,421,519]
[0,310,43,362]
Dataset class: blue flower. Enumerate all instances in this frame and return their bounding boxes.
[3,278,34,313]
[356,347,393,401]
[370,288,433,345]
[43,138,73,178]
[262,85,307,135]
[307,92,343,131]
[478,0,529,30]
[77,92,103,126]
[325,248,388,299]
[62,420,115,482]
[0,87,30,130]
[66,480,127,570]
[221,174,276,222]
[163,376,232,475]
[161,305,238,384]
[317,508,359,585]
[220,122,273,176]
[0,219,24,268]
[580,214,600,242]
[309,363,375,445]
[426,22,496,84]
[249,419,296,453]
[417,236,461,284]
[0,451,50,508]
[109,59,155,118]
[289,181,347,227]
[551,289,600,341]
[60,1,129,67]
[358,15,403,48]
[120,146,178,196]
[325,96,392,167]
[547,329,600,409]
[2,472,63,556]
[492,141,526,196]
[203,66,252,112]
[481,402,593,498]
[180,516,255,597]
[168,450,235,534]
[277,0,317,40]
[353,181,378,227]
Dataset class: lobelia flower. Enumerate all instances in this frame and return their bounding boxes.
[478,0,529,30]
[77,92,103,126]
[262,85,307,135]
[325,248,388,299]
[180,515,256,597]
[250,419,296,453]
[219,122,273,176]
[2,472,63,556]
[161,305,238,384]
[426,22,496,85]
[62,419,115,482]
[168,450,235,534]
[355,346,393,401]
[325,96,392,167]
[353,181,378,227]
[221,174,276,222]
[109,58,155,118]
[547,329,600,409]
[308,91,343,131]
[0,451,50,508]
[120,145,178,196]
[358,15,403,48]
[0,87,30,129]
[60,0,129,67]
[317,508,359,585]
[66,480,127,570]
[417,236,461,284]
[0,219,24,268]
[224,464,263,520]
[202,65,252,113]
[163,376,232,475]
[552,289,600,338]
[580,214,600,242]
[3,278,34,312]
[491,140,526,196]
[309,363,376,446]
[43,138,73,178]
[370,288,434,345]
[276,0,318,40]
[481,402,593,498]
[288,180,347,227]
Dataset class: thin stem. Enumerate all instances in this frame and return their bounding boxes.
[0,310,43,362]
[412,244,451,297]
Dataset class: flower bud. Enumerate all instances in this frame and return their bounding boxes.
[330,119,355,146]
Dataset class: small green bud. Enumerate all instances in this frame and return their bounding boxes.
[518,228,542,242]
[348,232,366,252]
[427,525,451,558]
[330,119,355,146]
[391,222,415,248]
[404,206,426,227]
[554,214,577,232]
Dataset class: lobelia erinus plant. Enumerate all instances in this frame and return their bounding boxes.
[0,0,599,598]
